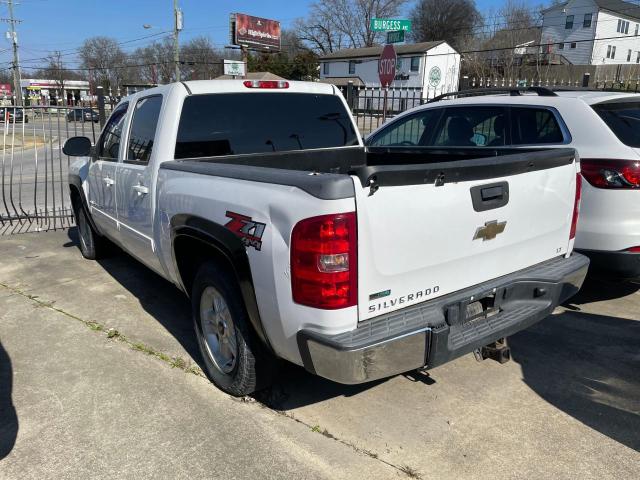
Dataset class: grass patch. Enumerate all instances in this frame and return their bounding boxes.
[0,281,205,379]
[399,465,421,479]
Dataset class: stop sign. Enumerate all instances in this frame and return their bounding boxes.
[378,44,397,88]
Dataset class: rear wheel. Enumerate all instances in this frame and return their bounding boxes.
[192,262,274,396]
[72,200,109,260]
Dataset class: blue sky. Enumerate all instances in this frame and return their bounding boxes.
[1,0,543,74]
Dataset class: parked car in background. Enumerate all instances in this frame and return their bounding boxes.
[367,87,640,278]
[67,108,99,123]
[0,107,28,123]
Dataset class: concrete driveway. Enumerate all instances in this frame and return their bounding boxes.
[1,229,638,479]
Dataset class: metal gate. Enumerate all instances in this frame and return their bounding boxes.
[0,105,100,235]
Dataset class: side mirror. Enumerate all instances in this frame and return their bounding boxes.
[63,136,92,157]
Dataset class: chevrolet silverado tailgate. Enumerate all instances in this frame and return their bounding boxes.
[355,148,579,321]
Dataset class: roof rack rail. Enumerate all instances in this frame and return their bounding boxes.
[427,86,557,103]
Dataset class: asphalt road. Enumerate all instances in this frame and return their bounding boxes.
[0,229,638,479]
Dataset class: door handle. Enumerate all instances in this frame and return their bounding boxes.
[103,177,114,186]
[132,184,149,196]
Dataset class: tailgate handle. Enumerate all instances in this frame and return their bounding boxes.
[470,181,509,212]
[481,186,504,201]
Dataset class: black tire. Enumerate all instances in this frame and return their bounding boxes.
[72,200,109,260]
[192,262,274,396]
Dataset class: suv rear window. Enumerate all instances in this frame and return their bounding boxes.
[592,101,640,148]
[175,93,358,159]
[511,107,564,145]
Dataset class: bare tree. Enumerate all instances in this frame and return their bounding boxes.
[179,36,224,80]
[409,0,481,50]
[483,1,540,81]
[130,38,174,84]
[79,36,127,93]
[296,0,408,53]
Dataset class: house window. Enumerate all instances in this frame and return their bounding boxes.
[565,15,574,29]
[637,51,640,63]
[618,19,630,34]
[636,24,639,35]
[348,61,356,74]
[323,62,329,75]
[558,43,565,50]
[410,56,420,72]
[628,49,632,62]
[571,42,577,49]
[583,13,592,28]
[612,46,617,58]
[607,45,612,58]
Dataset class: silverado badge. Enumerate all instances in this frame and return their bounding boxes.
[473,220,507,241]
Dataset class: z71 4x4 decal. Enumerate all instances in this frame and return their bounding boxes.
[225,211,266,251]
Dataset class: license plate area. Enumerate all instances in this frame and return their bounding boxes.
[445,288,506,327]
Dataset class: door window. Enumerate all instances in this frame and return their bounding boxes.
[511,107,564,145]
[367,109,442,146]
[98,103,129,160]
[126,95,163,164]
[432,107,507,147]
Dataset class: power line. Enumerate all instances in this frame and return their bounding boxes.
[6,29,640,75]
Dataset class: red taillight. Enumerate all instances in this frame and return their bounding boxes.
[628,246,640,253]
[291,212,357,309]
[581,159,640,189]
[243,80,289,89]
[570,172,582,240]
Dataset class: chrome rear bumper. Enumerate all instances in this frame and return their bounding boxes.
[297,254,590,384]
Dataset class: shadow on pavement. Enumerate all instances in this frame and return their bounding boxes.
[66,227,640,447]
[0,340,18,460]
[66,228,202,370]
[565,274,640,307]
[511,310,640,452]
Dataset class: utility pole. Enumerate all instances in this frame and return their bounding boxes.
[241,45,248,79]
[173,0,183,82]
[2,0,23,105]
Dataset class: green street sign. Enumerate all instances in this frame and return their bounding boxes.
[371,18,411,32]
[386,30,405,44]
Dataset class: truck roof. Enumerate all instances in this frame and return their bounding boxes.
[181,79,337,96]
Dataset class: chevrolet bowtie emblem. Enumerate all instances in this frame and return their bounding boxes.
[473,220,507,241]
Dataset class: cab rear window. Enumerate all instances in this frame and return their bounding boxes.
[592,101,640,148]
[175,93,359,159]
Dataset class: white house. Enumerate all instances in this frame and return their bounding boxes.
[541,0,640,65]
[318,41,461,98]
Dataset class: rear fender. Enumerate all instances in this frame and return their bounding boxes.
[170,214,271,350]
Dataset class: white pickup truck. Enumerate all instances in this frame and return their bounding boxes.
[65,80,589,396]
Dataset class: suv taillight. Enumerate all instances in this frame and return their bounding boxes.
[291,212,357,309]
[581,159,640,189]
[570,172,582,240]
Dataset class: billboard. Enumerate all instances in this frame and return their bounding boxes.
[231,13,281,51]
[0,83,11,97]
